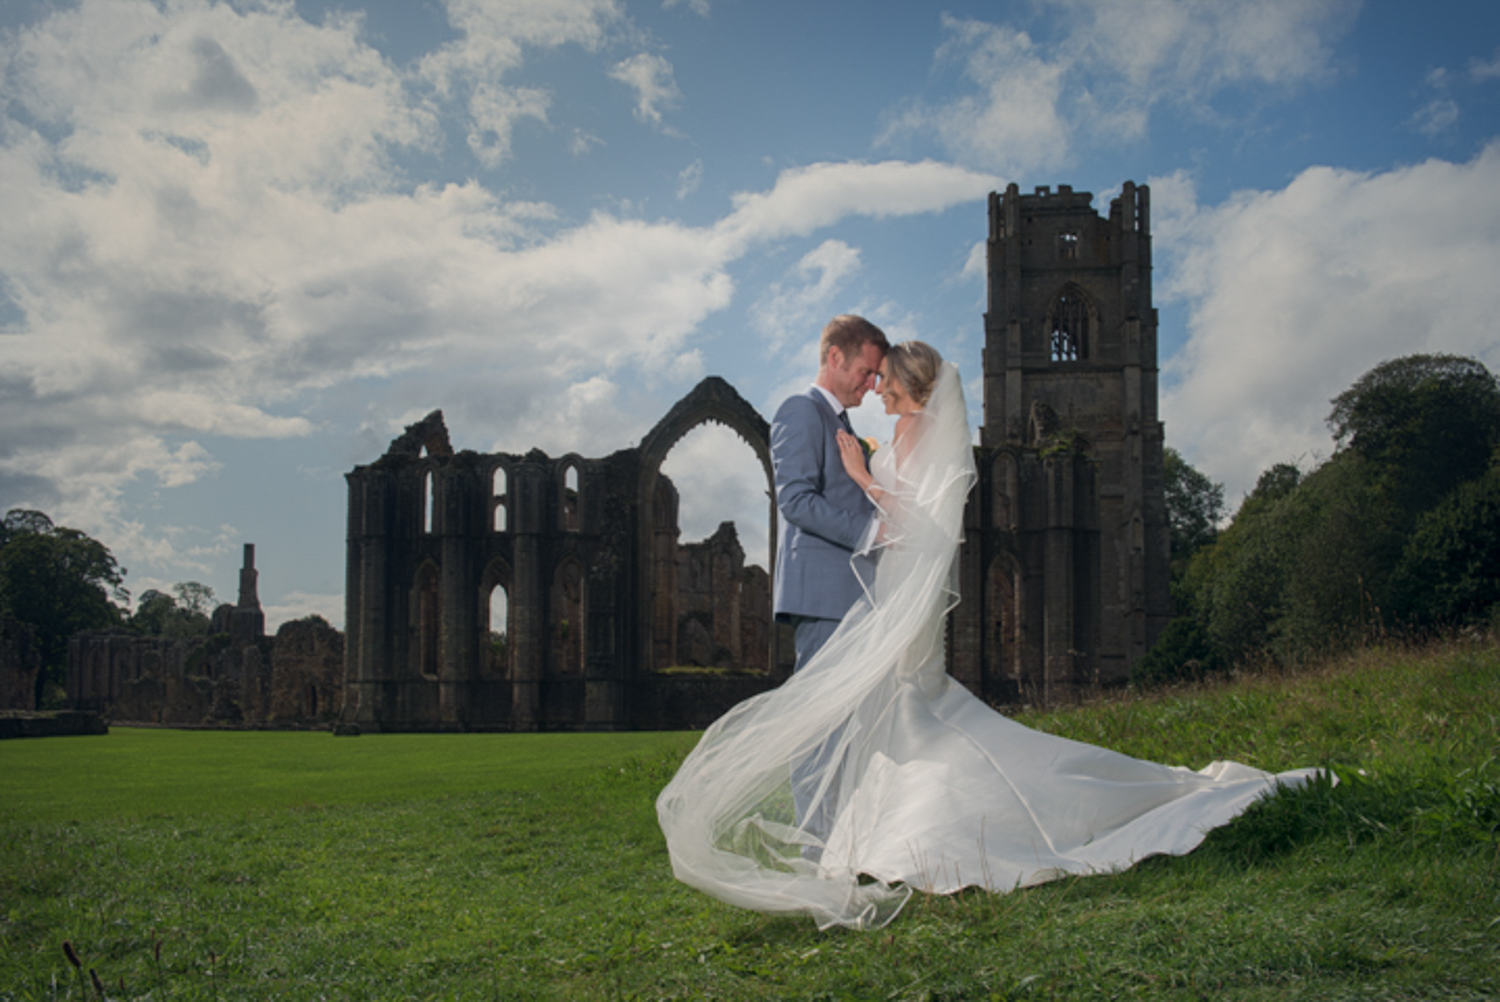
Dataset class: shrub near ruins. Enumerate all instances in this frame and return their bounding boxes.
[1147,354,1500,682]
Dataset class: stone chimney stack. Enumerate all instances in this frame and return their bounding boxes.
[238,543,260,608]
[230,543,265,643]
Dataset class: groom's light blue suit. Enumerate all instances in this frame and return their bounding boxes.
[771,388,876,633]
[771,387,875,848]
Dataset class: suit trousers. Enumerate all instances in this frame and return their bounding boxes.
[791,616,845,857]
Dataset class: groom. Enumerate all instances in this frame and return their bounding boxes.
[771,316,888,849]
[771,314,890,672]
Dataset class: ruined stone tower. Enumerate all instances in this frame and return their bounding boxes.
[948,182,1171,702]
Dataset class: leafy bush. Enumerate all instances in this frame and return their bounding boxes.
[1391,466,1500,626]
[1179,353,1500,668]
[1131,617,1227,688]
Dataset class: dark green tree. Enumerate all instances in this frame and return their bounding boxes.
[1390,466,1500,627]
[1183,453,1401,666]
[1268,453,1403,658]
[0,509,55,546]
[129,589,176,635]
[172,581,215,617]
[1182,463,1305,659]
[1328,354,1500,517]
[1163,447,1225,567]
[128,583,214,638]
[1184,479,1299,664]
[1168,354,1500,668]
[1240,463,1302,517]
[0,509,127,704]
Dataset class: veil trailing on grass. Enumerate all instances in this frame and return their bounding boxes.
[656,361,1326,931]
[655,361,976,930]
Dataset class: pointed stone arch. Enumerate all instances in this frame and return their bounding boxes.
[636,377,778,677]
[549,556,585,676]
[558,458,582,532]
[490,463,509,533]
[478,556,512,678]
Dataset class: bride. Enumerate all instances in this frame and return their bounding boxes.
[656,342,1323,930]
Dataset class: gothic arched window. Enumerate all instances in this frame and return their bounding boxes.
[1049,285,1090,362]
[562,463,580,532]
[492,466,508,533]
[480,557,512,678]
[550,559,584,675]
[422,469,436,533]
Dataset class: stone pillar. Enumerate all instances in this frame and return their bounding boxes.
[343,474,364,723]
[230,544,265,644]
[510,460,545,730]
[350,472,388,727]
[438,463,473,727]
[1042,454,1076,701]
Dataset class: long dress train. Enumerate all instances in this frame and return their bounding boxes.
[656,363,1324,930]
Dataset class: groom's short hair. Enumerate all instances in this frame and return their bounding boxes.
[819,315,890,365]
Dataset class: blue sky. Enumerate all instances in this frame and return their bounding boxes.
[1,0,1497,629]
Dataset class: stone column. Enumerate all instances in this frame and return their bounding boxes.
[510,461,544,729]
[1042,454,1077,701]
[352,473,388,727]
[438,463,473,728]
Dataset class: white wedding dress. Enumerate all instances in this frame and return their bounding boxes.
[656,363,1323,930]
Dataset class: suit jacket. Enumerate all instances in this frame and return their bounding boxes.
[771,388,875,622]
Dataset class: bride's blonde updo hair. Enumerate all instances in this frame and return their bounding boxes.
[885,340,942,406]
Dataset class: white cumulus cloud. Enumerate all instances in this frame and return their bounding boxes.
[0,0,1000,579]
[750,240,863,353]
[419,0,621,166]
[885,1,1357,174]
[609,52,683,131]
[1156,142,1500,502]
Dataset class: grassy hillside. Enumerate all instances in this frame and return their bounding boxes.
[1,643,1495,1000]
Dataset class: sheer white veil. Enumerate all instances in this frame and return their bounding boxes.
[656,361,977,930]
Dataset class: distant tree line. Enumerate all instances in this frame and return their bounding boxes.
[1138,353,1500,687]
[0,509,214,706]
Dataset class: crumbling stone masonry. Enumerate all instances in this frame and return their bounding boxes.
[340,182,1171,728]
[342,377,787,732]
[54,181,1168,731]
[950,182,1172,704]
[65,545,345,727]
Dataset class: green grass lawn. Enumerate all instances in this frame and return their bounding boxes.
[0,728,698,824]
[2,644,1497,1000]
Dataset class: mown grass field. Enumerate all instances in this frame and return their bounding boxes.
[2,643,1497,1000]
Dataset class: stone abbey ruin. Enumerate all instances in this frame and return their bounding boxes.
[62,545,345,727]
[53,182,1169,730]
